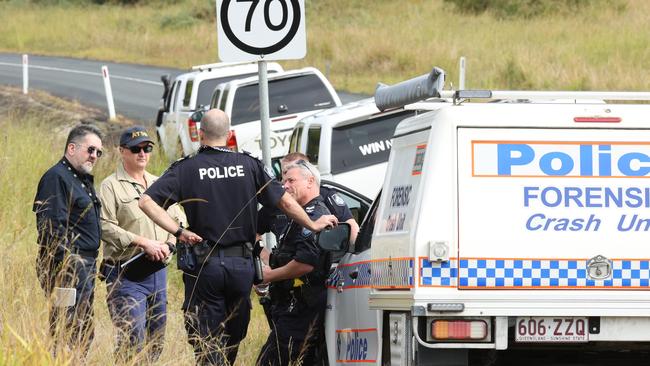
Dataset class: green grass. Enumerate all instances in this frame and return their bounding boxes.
[0,89,270,365]
[0,0,649,94]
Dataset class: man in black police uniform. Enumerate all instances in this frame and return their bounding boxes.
[256,159,332,366]
[257,152,359,243]
[33,124,104,357]
[138,109,337,365]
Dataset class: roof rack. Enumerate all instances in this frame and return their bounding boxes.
[375,68,650,110]
[191,61,255,71]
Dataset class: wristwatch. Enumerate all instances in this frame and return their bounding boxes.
[174,227,184,238]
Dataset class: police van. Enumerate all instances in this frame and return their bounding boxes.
[321,71,650,365]
[155,61,284,161]
[289,98,426,198]
[209,67,341,159]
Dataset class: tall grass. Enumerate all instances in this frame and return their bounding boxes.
[1,0,649,93]
[0,88,270,365]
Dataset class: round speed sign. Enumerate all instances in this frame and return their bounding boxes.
[217,0,306,62]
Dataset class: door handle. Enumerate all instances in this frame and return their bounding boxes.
[336,280,345,293]
[348,269,359,280]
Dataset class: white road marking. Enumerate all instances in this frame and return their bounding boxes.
[0,61,162,86]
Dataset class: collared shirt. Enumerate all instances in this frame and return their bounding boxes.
[99,162,185,261]
[33,157,101,253]
[257,185,353,238]
[145,146,285,245]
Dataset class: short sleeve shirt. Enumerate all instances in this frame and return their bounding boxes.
[145,146,285,245]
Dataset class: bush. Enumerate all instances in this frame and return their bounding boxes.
[443,0,627,19]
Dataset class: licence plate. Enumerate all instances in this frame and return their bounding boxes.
[515,317,588,343]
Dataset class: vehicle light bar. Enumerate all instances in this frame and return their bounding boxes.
[574,116,621,123]
[431,320,488,340]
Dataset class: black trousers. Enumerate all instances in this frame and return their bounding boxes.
[40,254,96,357]
[182,254,254,365]
[256,289,327,366]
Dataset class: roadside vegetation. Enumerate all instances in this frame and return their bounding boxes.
[0,87,268,365]
[0,0,648,93]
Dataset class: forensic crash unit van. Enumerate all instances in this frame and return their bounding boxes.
[325,72,650,365]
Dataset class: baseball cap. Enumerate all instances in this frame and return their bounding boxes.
[120,126,154,148]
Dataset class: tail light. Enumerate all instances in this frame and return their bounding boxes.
[227,130,238,151]
[188,118,199,142]
[431,319,488,340]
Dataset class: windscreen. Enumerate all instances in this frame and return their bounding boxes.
[330,110,414,174]
[230,74,336,125]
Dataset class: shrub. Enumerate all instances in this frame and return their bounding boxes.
[443,0,627,19]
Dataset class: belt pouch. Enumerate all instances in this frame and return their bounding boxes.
[177,242,196,272]
[193,241,211,265]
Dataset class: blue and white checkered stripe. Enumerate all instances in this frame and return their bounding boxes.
[420,259,458,287]
[371,258,414,288]
[458,259,650,288]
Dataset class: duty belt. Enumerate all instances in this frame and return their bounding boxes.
[205,241,252,257]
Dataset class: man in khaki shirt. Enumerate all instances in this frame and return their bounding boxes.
[98,126,184,362]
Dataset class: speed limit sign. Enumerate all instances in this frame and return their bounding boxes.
[216,0,306,61]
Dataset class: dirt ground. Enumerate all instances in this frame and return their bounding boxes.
[0,85,135,146]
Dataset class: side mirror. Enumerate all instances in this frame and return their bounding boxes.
[316,223,350,252]
[190,110,204,123]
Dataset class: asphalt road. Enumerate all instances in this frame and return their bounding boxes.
[0,52,365,123]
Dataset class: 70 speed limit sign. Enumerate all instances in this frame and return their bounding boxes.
[216,0,306,61]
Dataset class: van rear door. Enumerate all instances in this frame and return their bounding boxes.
[456,127,650,290]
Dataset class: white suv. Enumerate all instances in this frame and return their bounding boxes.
[209,67,341,159]
[155,62,283,161]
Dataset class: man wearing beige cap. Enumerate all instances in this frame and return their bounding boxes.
[98,126,185,362]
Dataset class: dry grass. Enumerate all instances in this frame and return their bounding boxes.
[0,88,271,365]
[1,0,649,93]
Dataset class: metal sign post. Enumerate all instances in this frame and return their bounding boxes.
[258,59,276,249]
[216,0,307,250]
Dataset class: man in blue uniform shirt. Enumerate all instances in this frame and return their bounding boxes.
[33,124,104,357]
[257,159,332,366]
[138,109,337,365]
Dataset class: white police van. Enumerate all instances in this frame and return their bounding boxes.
[209,67,341,159]
[155,62,283,161]
[323,71,650,365]
[288,98,426,198]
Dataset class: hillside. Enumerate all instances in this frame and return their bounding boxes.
[0,0,648,93]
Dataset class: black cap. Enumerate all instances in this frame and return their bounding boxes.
[120,126,154,148]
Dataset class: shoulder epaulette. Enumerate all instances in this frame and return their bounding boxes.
[162,152,194,175]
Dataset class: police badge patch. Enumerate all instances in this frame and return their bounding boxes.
[301,227,313,238]
[331,193,345,206]
[264,165,277,180]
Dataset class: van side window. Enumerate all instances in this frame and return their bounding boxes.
[210,90,221,109]
[230,74,336,125]
[183,80,194,108]
[198,72,258,109]
[306,126,321,163]
[330,110,414,174]
[166,81,180,112]
[353,192,380,253]
[219,88,229,111]
[289,126,302,152]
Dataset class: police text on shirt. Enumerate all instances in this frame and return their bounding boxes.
[199,165,245,180]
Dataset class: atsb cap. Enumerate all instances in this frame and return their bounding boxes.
[120,126,154,148]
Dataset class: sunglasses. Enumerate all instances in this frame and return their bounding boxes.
[125,145,154,154]
[81,145,103,158]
